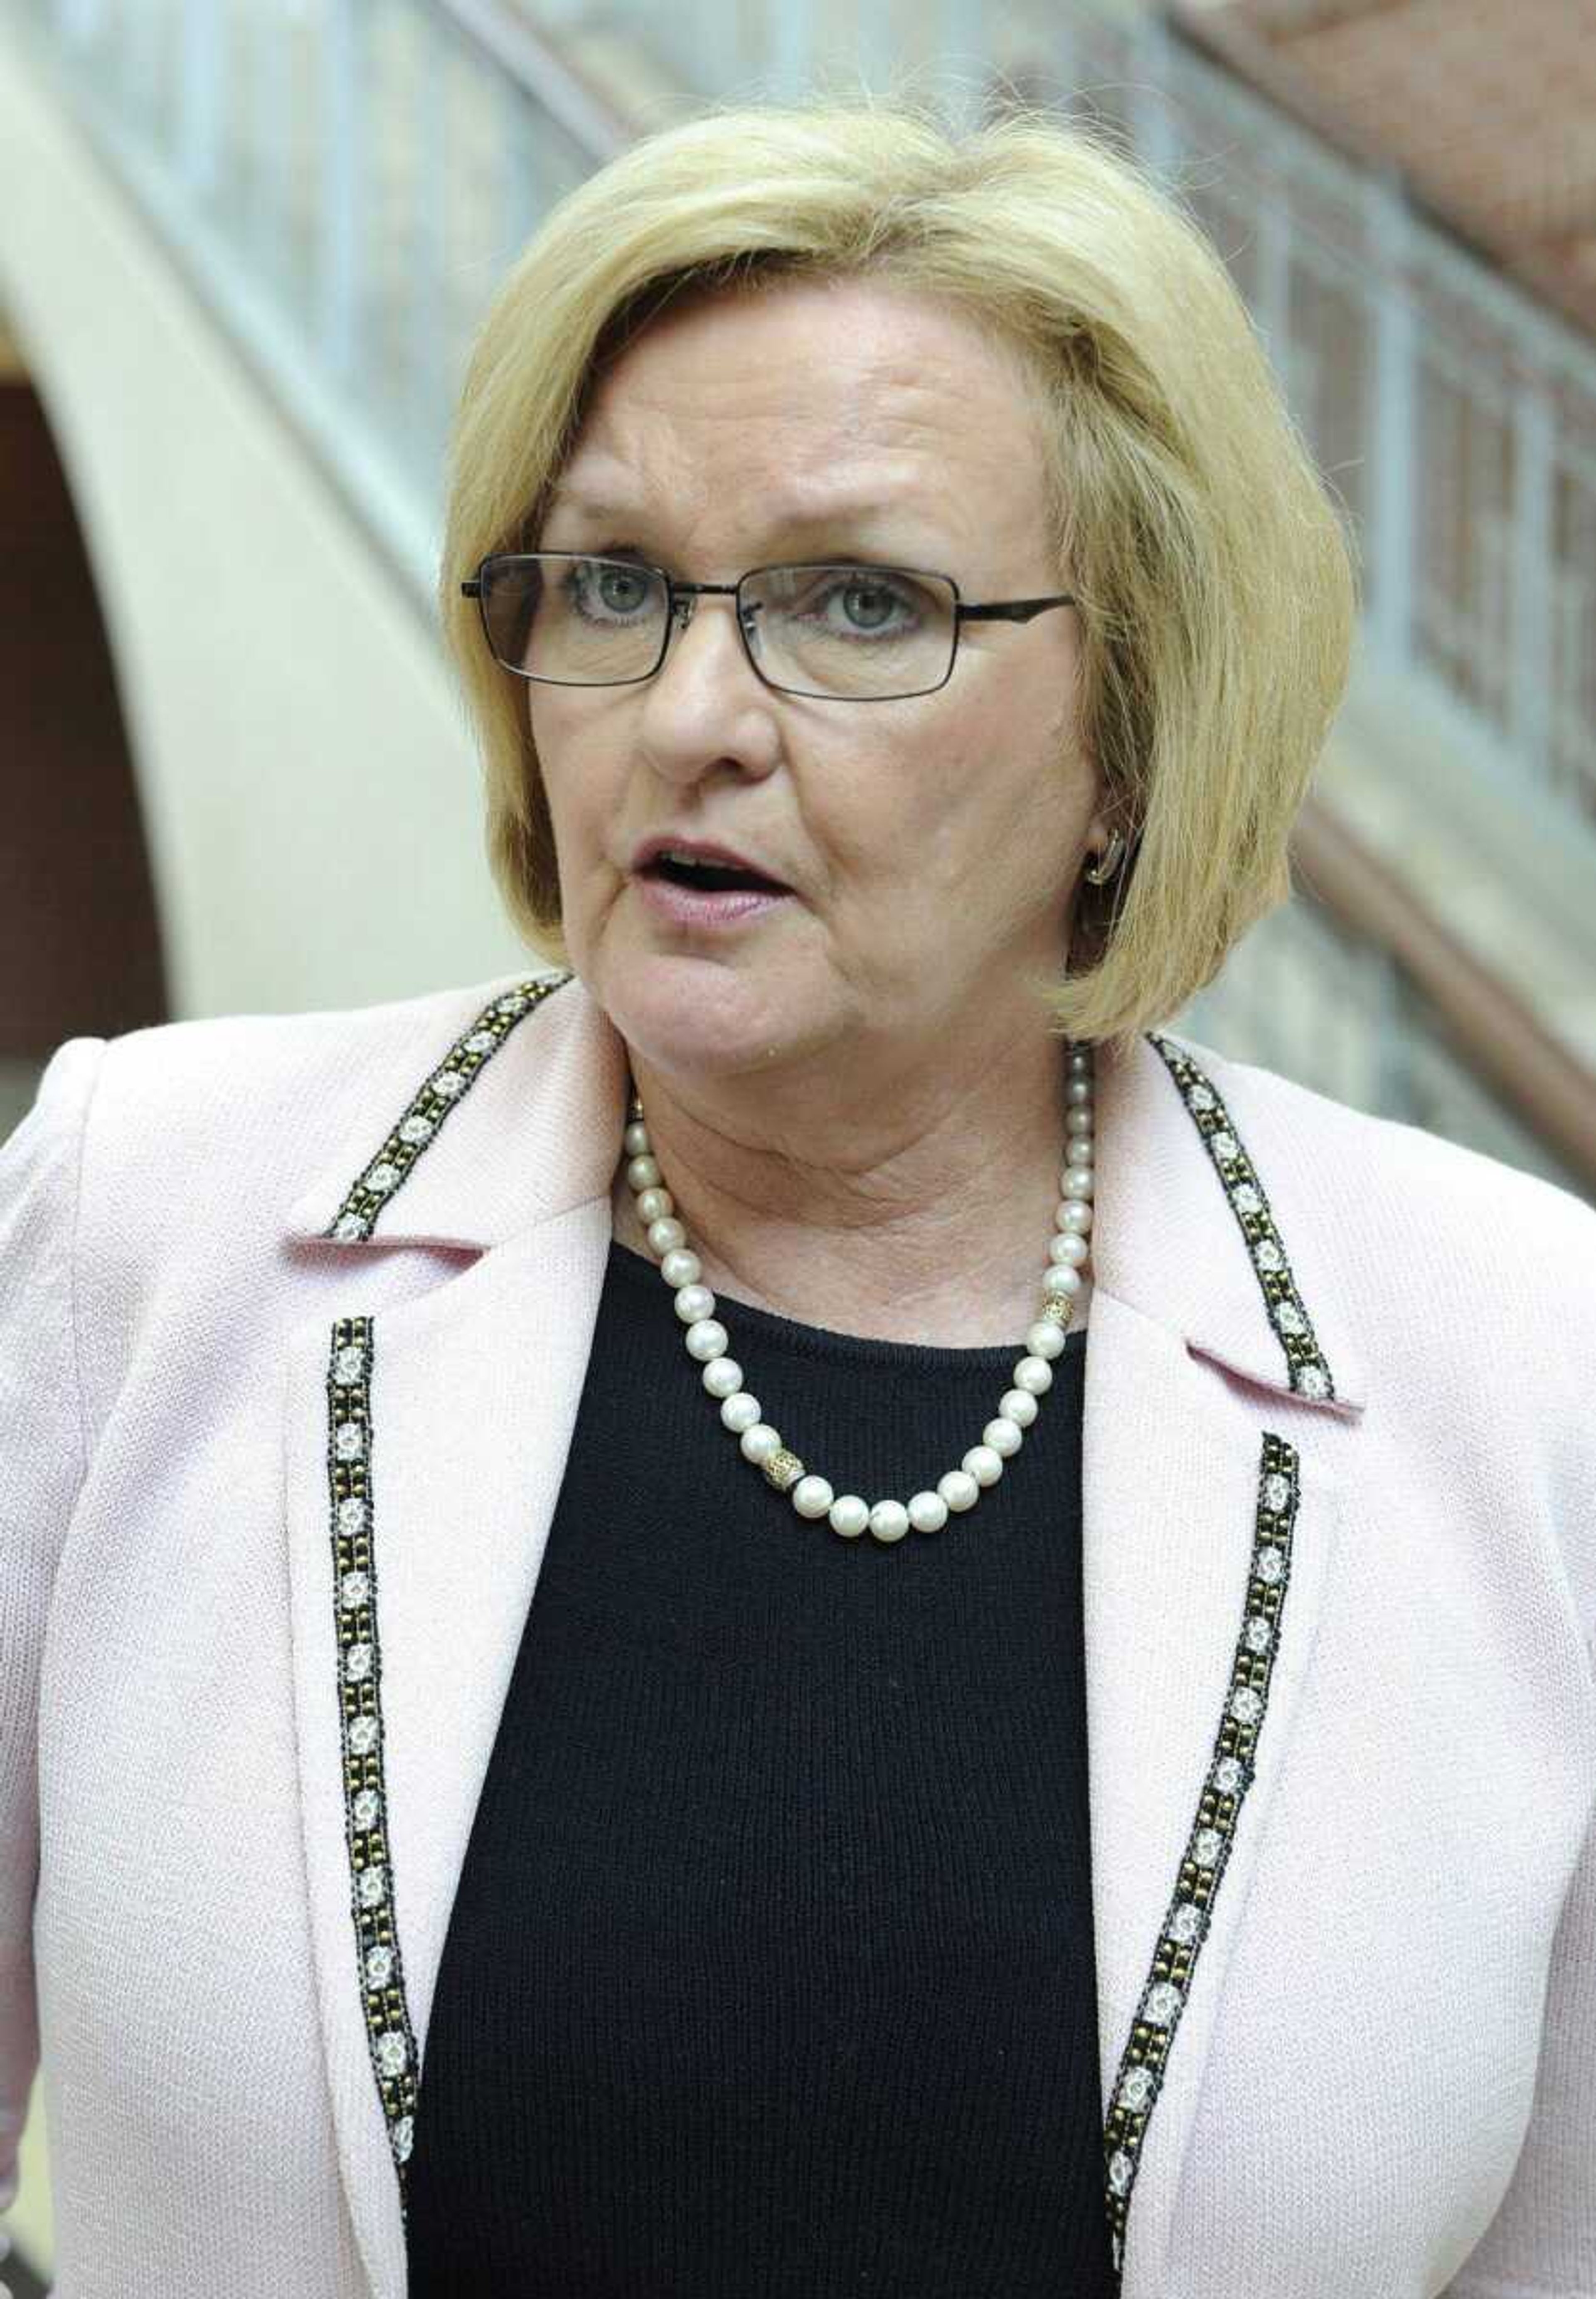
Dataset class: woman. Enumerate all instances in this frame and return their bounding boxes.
[2,98,1592,2299]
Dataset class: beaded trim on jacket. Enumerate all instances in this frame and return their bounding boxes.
[316,973,1335,2279]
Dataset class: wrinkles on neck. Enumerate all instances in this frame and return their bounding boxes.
[607,1149,1091,1349]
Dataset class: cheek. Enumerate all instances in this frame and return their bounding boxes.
[803,703,978,883]
[913,697,1020,842]
[527,691,571,781]
[528,701,609,849]
[926,687,1081,886]
[799,740,938,898]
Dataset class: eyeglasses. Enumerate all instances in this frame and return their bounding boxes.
[461,552,1076,702]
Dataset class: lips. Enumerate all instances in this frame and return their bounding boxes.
[634,871,792,931]
[631,835,790,891]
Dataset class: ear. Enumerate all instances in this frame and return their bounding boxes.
[1083,787,1116,857]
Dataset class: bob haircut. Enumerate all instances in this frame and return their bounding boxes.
[439,95,1358,1054]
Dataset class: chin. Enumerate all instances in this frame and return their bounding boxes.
[616,967,806,1072]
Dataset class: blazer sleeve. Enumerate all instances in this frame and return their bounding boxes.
[1441,1777,1596,2297]
[1442,1197,1596,2299]
[0,1036,105,2227]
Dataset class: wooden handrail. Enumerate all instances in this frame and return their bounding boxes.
[1291,795,1596,1196]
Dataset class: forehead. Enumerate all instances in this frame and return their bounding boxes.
[549,276,1053,551]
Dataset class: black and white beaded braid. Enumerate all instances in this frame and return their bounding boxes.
[324,1317,421,2213]
[323,973,572,1243]
[1146,1034,1334,1400]
[1098,1035,1333,2287]
[621,1041,1097,1542]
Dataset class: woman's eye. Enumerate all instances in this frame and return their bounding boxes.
[570,562,652,619]
[817,574,919,635]
[601,569,648,613]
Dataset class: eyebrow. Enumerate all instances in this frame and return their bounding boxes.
[541,481,933,538]
[536,494,965,581]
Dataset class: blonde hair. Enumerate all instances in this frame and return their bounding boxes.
[438,95,1358,1054]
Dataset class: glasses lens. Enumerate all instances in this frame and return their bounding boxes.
[743,564,956,698]
[480,554,668,683]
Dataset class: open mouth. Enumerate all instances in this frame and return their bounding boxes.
[642,858,788,895]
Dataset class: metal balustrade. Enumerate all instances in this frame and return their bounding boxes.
[1181,895,1587,1192]
[22,0,1596,855]
[16,0,1596,849]
[549,0,1596,854]
[4,0,1592,1194]
[13,0,609,593]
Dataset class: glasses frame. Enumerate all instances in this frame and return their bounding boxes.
[461,551,1077,702]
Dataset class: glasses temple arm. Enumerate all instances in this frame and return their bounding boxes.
[956,595,1076,624]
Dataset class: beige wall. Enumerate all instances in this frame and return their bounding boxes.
[0,28,525,1026]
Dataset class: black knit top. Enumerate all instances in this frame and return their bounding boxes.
[404,1236,1114,2298]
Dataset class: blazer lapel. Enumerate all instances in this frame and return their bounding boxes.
[279,969,1367,2299]
[281,972,630,2299]
[1082,1026,1363,2292]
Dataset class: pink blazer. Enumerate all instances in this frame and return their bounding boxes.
[2,965,1594,2299]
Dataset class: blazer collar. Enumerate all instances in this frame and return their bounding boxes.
[282,967,1369,1417]
[278,966,1369,2299]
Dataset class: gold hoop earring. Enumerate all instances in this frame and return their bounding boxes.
[1082,830,1126,885]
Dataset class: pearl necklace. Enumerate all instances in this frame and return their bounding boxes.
[620,1041,1096,1543]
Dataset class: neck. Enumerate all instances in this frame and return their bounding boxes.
[611,1032,1093,1348]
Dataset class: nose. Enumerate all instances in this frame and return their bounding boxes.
[635,588,779,781]
[664,587,760,672]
